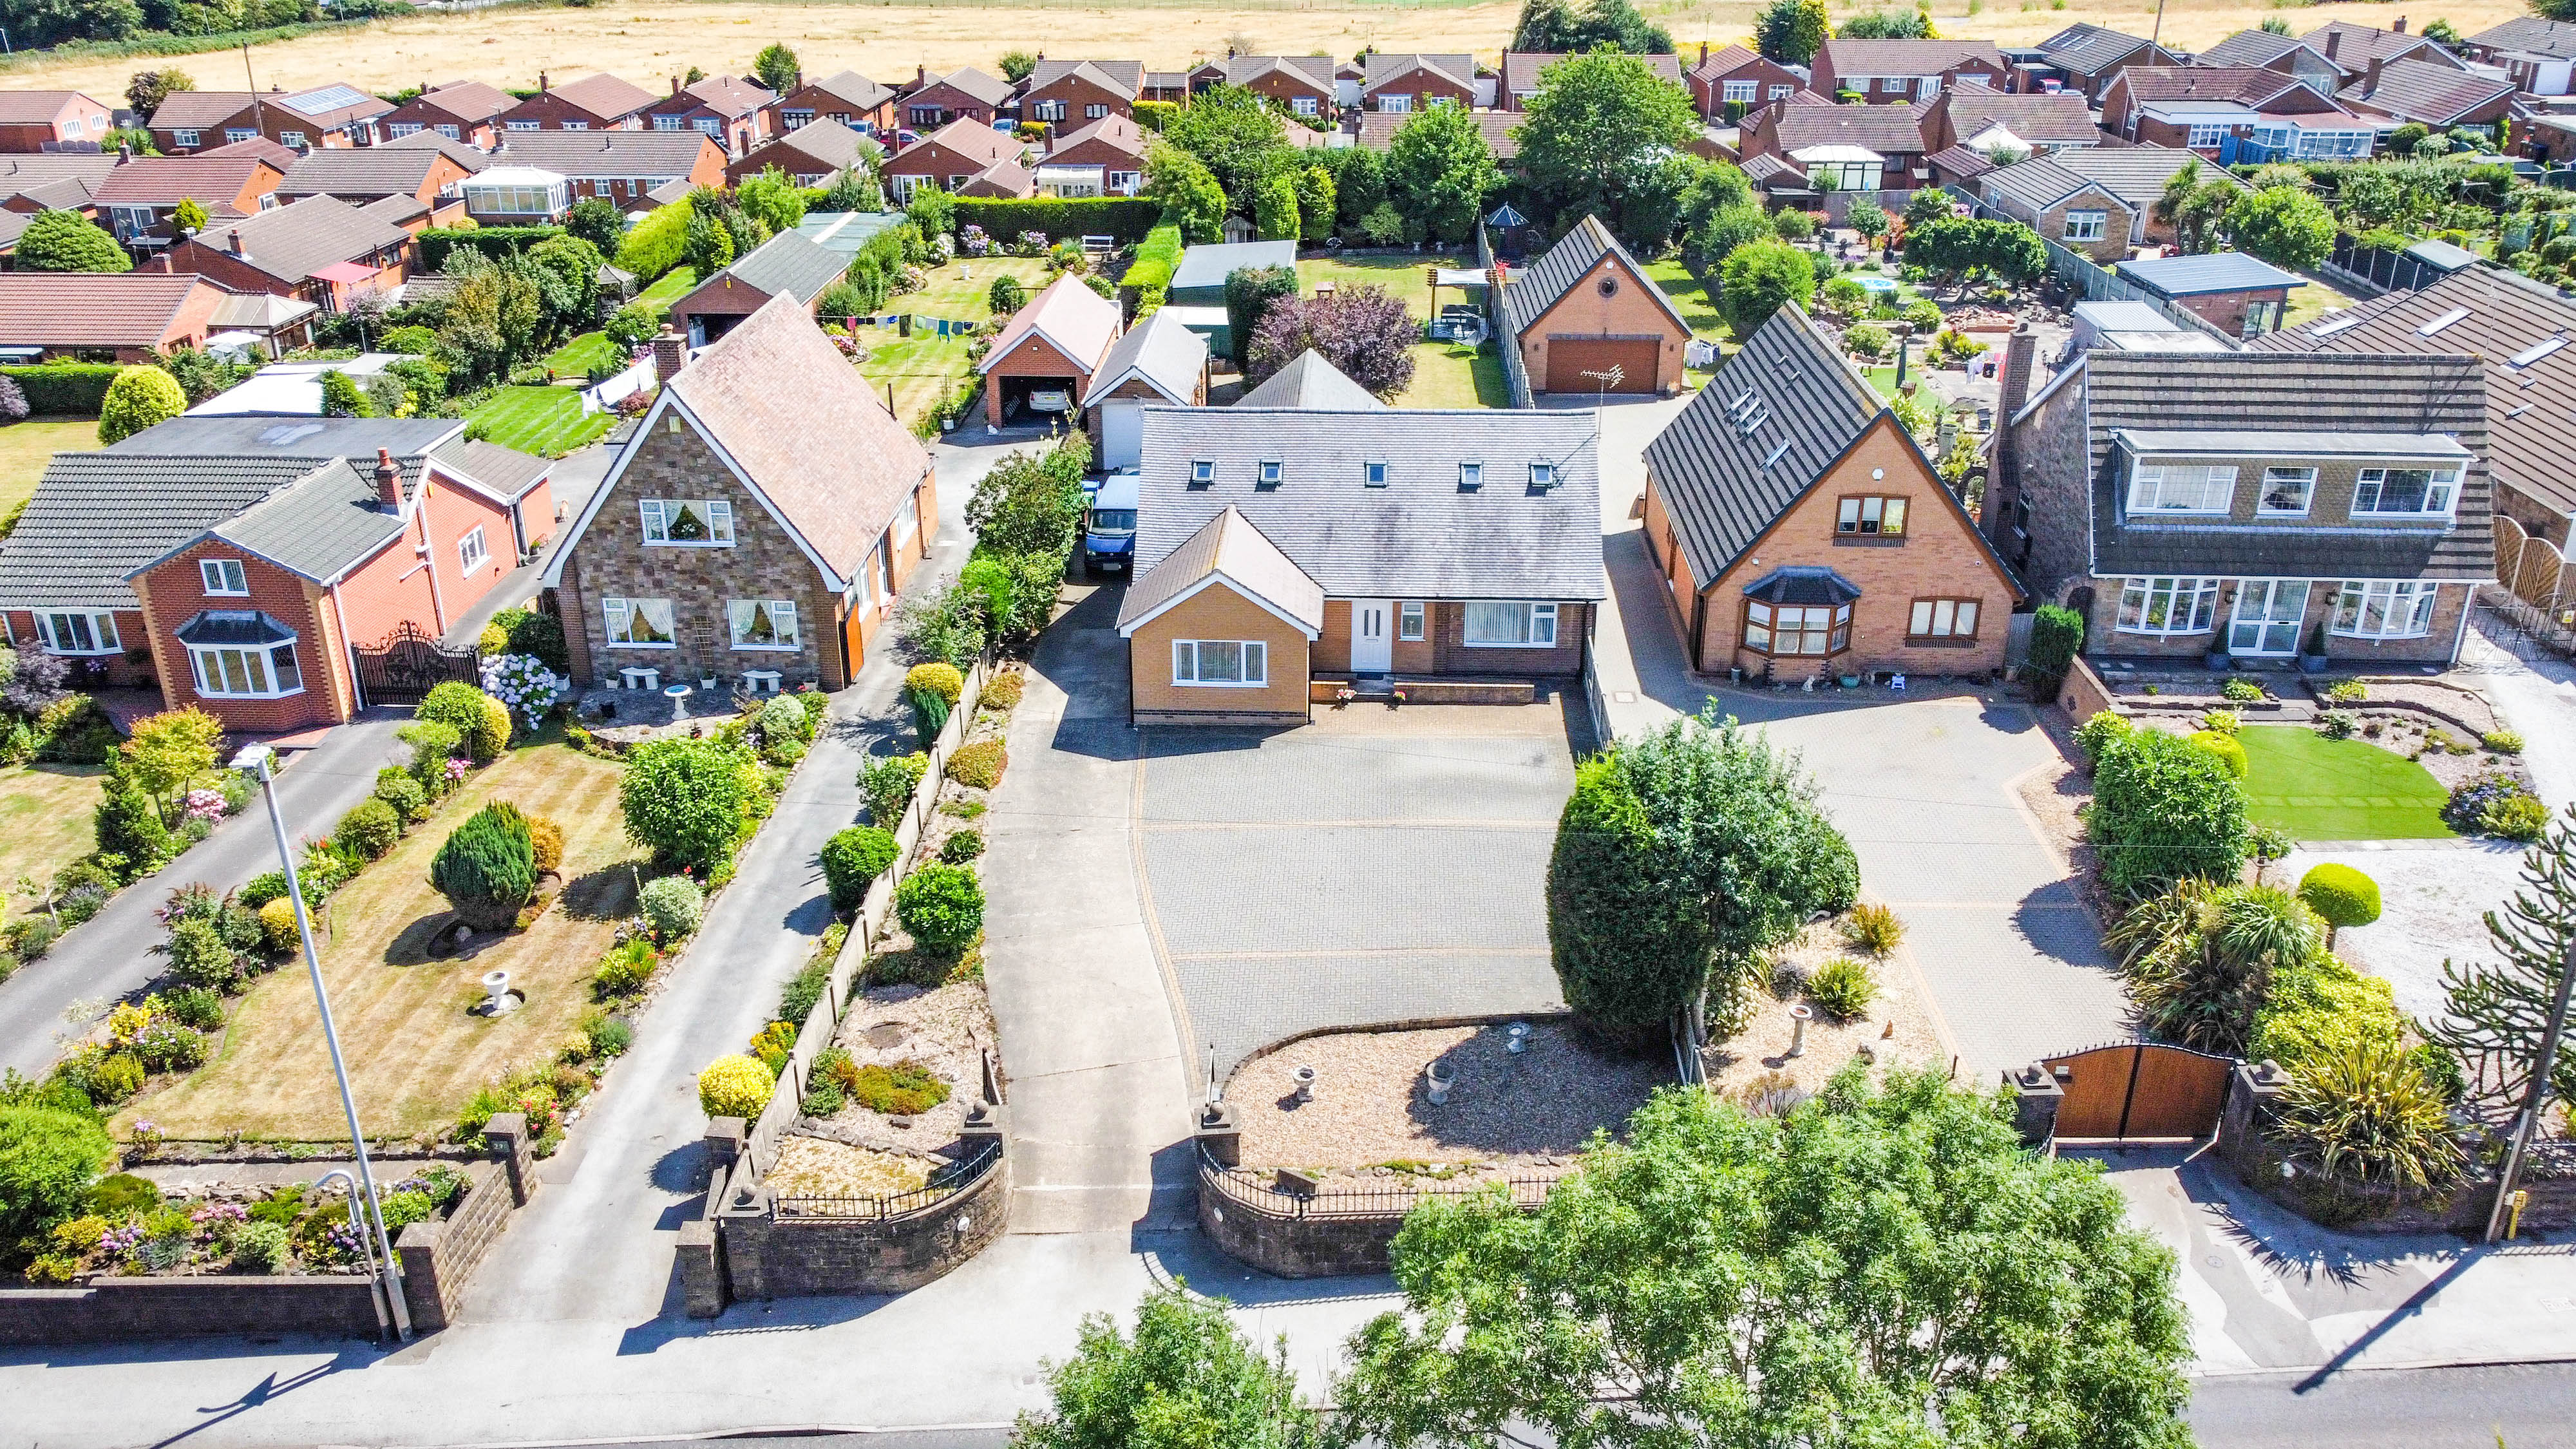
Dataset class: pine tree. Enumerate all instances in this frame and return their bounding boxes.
[2429,805,2576,1111]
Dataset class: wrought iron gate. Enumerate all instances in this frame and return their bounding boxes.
[2045,1042,2233,1142]
[354,622,480,706]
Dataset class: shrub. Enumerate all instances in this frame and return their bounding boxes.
[96,366,185,445]
[2114,880,2326,1056]
[593,938,659,997]
[2325,679,2368,705]
[0,363,120,415]
[0,1106,114,1244]
[230,1220,290,1273]
[697,1055,773,1119]
[257,897,299,955]
[163,916,242,992]
[801,1080,848,1117]
[779,956,831,1026]
[2072,710,2134,765]
[940,829,985,864]
[2483,791,2551,842]
[2187,729,2248,781]
[858,750,929,826]
[491,608,571,673]
[88,1172,158,1217]
[946,740,1008,790]
[527,815,565,875]
[420,681,509,763]
[2025,603,2085,699]
[620,738,757,873]
[2446,773,2544,839]
[587,1016,634,1058]
[2318,710,2358,740]
[895,862,983,952]
[5,914,53,960]
[849,1060,950,1115]
[162,987,223,1030]
[2247,822,2294,865]
[756,695,810,748]
[95,788,171,872]
[430,802,537,931]
[2483,730,2525,755]
[2091,730,2248,896]
[334,798,401,860]
[981,668,1025,712]
[1806,956,1878,1021]
[400,720,462,797]
[2297,864,2382,935]
[2221,677,2264,704]
[639,873,705,940]
[905,662,965,706]
[2199,709,2240,735]
[820,826,900,909]
[1841,902,1903,955]
[2273,1037,2463,1191]
[373,770,428,822]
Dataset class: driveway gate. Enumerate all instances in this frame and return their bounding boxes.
[355,622,480,706]
[2044,1042,2233,1142]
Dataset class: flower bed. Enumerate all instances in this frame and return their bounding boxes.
[19,1164,473,1285]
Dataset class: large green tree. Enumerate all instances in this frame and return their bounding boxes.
[752,42,801,96]
[1510,0,1674,53]
[17,210,131,273]
[1717,238,1818,338]
[1012,1285,1312,1448]
[967,436,1090,558]
[1384,103,1502,245]
[1515,51,1699,242]
[1332,1068,2196,1449]
[1160,84,1294,207]
[1143,143,1227,243]
[2225,185,2336,270]
[1754,0,1831,64]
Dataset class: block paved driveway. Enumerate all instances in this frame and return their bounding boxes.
[1139,703,1578,1078]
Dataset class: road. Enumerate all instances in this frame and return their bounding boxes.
[2190,1363,2576,1448]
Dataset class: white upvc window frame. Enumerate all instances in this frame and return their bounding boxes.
[1722,80,1758,102]
[2062,209,2107,242]
[388,122,422,138]
[1171,638,1268,687]
[2333,580,2440,641]
[1462,601,1558,648]
[727,598,802,650]
[190,640,302,699]
[33,609,120,654]
[2351,466,2461,519]
[1398,601,1425,641]
[2126,462,2238,516]
[1291,95,1320,117]
[2114,576,2222,636]
[892,489,921,549]
[1378,94,1414,114]
[175,128,202,147]
[2257,466,2317,516]
[1189,459,1215,484]
[602,595,678,648]
[2186,122,2227,148]
[200,558,249,596]
[639,497,736,545]
[456,526,490,575]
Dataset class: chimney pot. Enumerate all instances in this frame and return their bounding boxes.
[2394,15,2407,33]
[374,448,402,510]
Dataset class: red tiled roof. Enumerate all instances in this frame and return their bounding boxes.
[91,156,275,208]
[0,272,219,348]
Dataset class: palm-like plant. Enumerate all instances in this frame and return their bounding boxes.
[2108,881,2325,1054]
[2274,1038,2464,1191]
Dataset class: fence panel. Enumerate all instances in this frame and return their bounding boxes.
[1478,222,1533,408]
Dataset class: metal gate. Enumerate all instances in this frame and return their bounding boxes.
[2045,1042,2233,1142]
[354,622,480,706]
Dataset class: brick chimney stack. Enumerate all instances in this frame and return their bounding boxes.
[538,71,550,93]
[652,325,687,383]
[2324,28,2342,59]
[374,448,402,511]
[2365,56,2384,93]
[225,228,243,255]
[1700,41,1709,65]
[2394,15,2408,33]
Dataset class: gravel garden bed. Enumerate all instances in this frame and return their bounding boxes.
[1705,914,1948,1103]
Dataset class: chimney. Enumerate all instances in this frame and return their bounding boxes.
[373,448,402,511]
[916,64,928,88]
[2324,28,2342,59]
[652,325,686,383]
[153,252,175,274]
[117,141,131,161]
[225,227,243,255]
[538,71,549,93]
[1700,41,1709,65]
[672,75,683,96]
[2394,15,2407,33]
[1998,323,2036,424]
[2365,56,2383,93]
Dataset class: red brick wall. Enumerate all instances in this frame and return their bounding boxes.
[334,516,444,652]
[981,330,1098,425]
[1023,73,1135,122]
[422,475,520,621]
[135,540,348,733]
[515,477,559,555]
[0,608,154,689]
[498,93,638,130]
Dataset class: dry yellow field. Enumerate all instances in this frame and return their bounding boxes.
[4,0,2537,100]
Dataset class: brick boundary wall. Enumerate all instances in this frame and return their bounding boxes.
[2055,654,2122,722]
[714,1138,1012,1298]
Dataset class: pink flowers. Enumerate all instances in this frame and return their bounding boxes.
[182,789,228,824]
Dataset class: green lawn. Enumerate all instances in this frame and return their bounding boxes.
[2237,726,2458,842]
[0,763,102,919]
[2282,269,2365,332]
[1642,256,1724,341]
[853,256,1052,430]
[0,416,99,524]
[541,331,622,377]
[1393,342,1509,408]
[634,264,698,312]
[466,386,614,457]
[1296,252,1474,319]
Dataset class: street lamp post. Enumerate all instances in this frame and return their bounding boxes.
[234,744,411,1338]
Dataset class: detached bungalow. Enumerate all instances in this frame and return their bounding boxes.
[277,141,481,226]
[2018,23,2178,102]
[499,73,660,133]
[772,70,901,137]
[881,118,1026,202]
[2101,66,2361,158]
[1812,39,2007,102]
[980,272,1121,428]
[2339,56,2519,134]
[1499,214,1692,397]
[2463,15,2576,95]
[667,231,853,345]
[485,130,729,209]
[1043,114,1148,196]
[382,81,517,148]
[0,272,232,361]
[1360,53,1481,113]
[726,118,877,187]
[0,91,117,153]
[900,68,1015,131]
[1221,56,1340,120]
[1019,59,1145,125]
[166,194,413,314]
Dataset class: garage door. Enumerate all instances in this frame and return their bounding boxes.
[1546,337,1660,395]
[1101,399,1144,470]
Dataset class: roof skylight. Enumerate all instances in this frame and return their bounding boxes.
[2415,307,2470,336]
[2510,336,2568,368]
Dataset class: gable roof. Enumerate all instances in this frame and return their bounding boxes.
[1025,59,1146,97]
[919,67,1015,108]
[404,79,516,124]
[198,194,409,284]
[200,135,299,168]
[2342,55,2515,124]
[373,129,492,171]
[194,457,405,583]
[1817,38,2005,75]
[706,230,855,307]
[277,144,469,200]
[271,83,394,126]
[2036,23,2167,75]
[1236,349,1387,410]
[2195,29,2313,70]
[2054,144,2249,205]
[105,415,459,495]
[0,154,118,196]
[670,75,777,118]
[0,453,337,609]
[744,117,876,174]
[0,91,102,124]
[983,272,1121,375]
[1361,53,1479,97]
[791,70,897,113]
[2113,64,2316,107]
[2249,264,2576,522]
[1083,305,1206,406]
[1223,55,1338,91]
[0,273,221,349]
[91,155,275,209]
[1685,44,1775,82]
[1049,112,1146,160]
[148,91,262,130]
[489,129,722,173]
[1508,50,1684,93]
[1754,94,1930,153]
[1500,214,1691,344]
[1356,109,1522,159]
[2468,15,2576,59]
[891,115,1021,169]
[1116,505,1324,636]
[1932,88,2103,147]
[2307,21,2458,74]
[1130,406,1604,601]
[544,73,660,119]
[1979,156,2110,212]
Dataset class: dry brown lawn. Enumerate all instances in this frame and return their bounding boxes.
[5,0,2532,100]
[128,740,641,1142]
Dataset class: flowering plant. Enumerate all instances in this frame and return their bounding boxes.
[182,788,229,824]
[127,1119,164,1157]
[960,224,990,257]
[481,652,569,724]
[444,757,469,786]
[1012,229,1048,256]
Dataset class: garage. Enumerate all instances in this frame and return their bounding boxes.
[1100,399,1144,469]
[1545,337,1662,395]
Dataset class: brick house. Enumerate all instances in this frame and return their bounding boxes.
[1976,160,2134,262]
[726,118,876,187]
[90,155,285,252]
[1640,304,2022,679]
[2114,252,2305,338]
[1499,214,1693,397]
[1505,50,1683,111]
[498,73,659,133]
[1736,93,1931,195]
[381,81,517,149]
[980,272,1121,428]
[2463,16,2576,95]
[770,71,900,137]
[146,85,390,155]
[1042,114,1148,195]
[2340,56,2518,134]
[1355,109,1522,162]
[1116,405,1603,724]
[0,416,550,730]
[1359,53,1479,114]
[0,272,232,361]
[1991,343,2491,667]
[547,297,937,692]
[165,194,413,314]
[484,131,728,209]
[2020,23,2179,102]
[276,141,481,225]
[900,68,1015,131]
[1222,56,1340,120]
[1921,86,2103,156]
[643,75,777,158]
[1082,307,1209,469]
[882,118,1027,202]
[1679,45,1806,119]
[1812,39,2007,102]
[667,231,853,345]
[2101,67,2356,158]
[1019,59,1144,127]
[2043,145,2247,246]
[0,91,116,153]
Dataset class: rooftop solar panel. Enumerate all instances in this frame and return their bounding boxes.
[283,84,374,115]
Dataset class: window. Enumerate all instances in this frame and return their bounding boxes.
[2116,576,2222,635]
[2334,580,2439,640]
[1463,601,1558,647]
[1172,638,1267,686]
[1458,462,1482,490]
[1189,459,1215,485]
[1085,103,1108,119]
[1109,169,1141,193]
[2259,466,2316,516]
[602,596,677,647]
[281,131,307,148]
[457,527,489,574]
[1528,462,1555,488]
[34,610,118,654]
[893,489,921,547]
[224,128,256,144]
[175,128,202,147]
[506,119,539,131]
[2352,467,2459,518]
[1398,601,1425,641]
[389,122,422,137]
[2127,464,2237,515]
[640,498,735,544]
[1723,80,1758,102]
[1257,459,1282,486]
[200,558,249,596]
[562,119,589,131]
[694,118,723,137]
[191,643,300,697]
[1768,84,1794,99]
[1835,495,1908,537]
[2186,123,2227,148]
[654,114,684,130]
[1723,388,1772,435]
[1743,601,1850,656]
[2062,210,2107,242]
[1365,461,1388,487]
[1292,96,1319,116]
[782,109,814,127]
[1907,598,1980,640]
[1379,95,1414,113]
[728,598,801,649]
[1034,100,1065,121]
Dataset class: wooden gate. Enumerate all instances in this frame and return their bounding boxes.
[354,622,480,706]
[2045,1042,2233,1142]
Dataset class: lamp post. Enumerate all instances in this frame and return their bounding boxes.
[233,744,411,1338]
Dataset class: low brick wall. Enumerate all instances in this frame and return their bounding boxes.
[1309,677,1539,706]
[0,1274,383,1345]
[395,1160,509,1332]
[1197,1175,1412,1278]
[717,1141,1011,1298]
[2056,655,2121,723]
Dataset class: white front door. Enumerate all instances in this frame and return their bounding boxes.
[2228,579,2309,655]
[1350,599,1393,674]
[1101,400,1143,470]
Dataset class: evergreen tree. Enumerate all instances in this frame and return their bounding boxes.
[2429,806,2576,1111]
[752,43,801,96]
[17,211,131,273]
[1754,0,1831,64]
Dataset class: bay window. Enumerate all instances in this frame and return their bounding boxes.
[191,643,301,698]
[1172,639,1267,686]
[34,610,119,654]
[1463,601,1558,647]
[602,596,677,647]
[2351,466,2459,518]
[2126,464,2237,515]
[2115,576,2221,635]
[728,598,800,650]
[1743,601,1850,657]
[2333,580,2439,641]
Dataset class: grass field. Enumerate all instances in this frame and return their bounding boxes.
[4,0,2521,104]
[467,385,614,457]
[2282,269,2365,331]
[1298,252,1473,320]
[0,764,101,920]
[1394,342,1510,408]
[0,417,98,524]
[636,265,698,313]
[855,255,1052,430]
[2237,725,2458,842]
[541,331,623,377]
[127,741,640,1142]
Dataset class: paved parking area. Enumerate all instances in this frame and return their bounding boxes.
[1139,703,1578,1076]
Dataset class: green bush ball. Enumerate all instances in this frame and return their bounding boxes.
[2297,863,2383,931]
[2187,729,2249,781]
[819,826,899,909]
[334,798,401,860]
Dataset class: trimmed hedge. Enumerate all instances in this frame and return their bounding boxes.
[1122,222,1186,294]
[0,363,122,417]
[949,197,1162,245]
[420,225,565,270]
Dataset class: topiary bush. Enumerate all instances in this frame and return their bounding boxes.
[2092,729,2248,896]
[258,897,299,955]
[430,801,538,931]
[2072,710,2134,766]
[527,815,565,875]
[946,740,1007,790]
[904,662,964,706]
[2297,862,2382,943]
[334,798,401,861]
[697,1054,773,1119]
[1806,956,1878,1021]
[895,862,983,952]
[419,681,510,763]
[2187,729,2248,781]
[2024,603,2085,701]
[820,826,900,909]
[639,873,705,940]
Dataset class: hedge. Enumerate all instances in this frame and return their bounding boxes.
[420,225,566,271]
[1123,222,1185,294]
[950,197,1162,245]
[0,364,123,417]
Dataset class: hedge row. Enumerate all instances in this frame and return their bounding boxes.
[0,17,373,71]
[419,225,566,271]
[0,364,122,417]
[1123,222,1185,294]
[950,197,1162,246]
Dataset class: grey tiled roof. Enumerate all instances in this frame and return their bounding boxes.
[794,70,897,113]
[2038,23,2165,75]
[1935,88,2105,147]
[2075,351,2492,580]
[2195,30,2307,69]
[1978,156,2096,211]
[0,454,327,610]
[2054,144,2248,205]
[491,129,721,176]
[1132,406,1605,601]
[1236,350,1386,410]
[209,458,404,583]
[105,415,459,468]
[1024,59,1146,97]
[2342,55,2514,125]
[431,437,553,501]
[1117,505,1324,633]
[1499,214,1690,347]
[204,194,410,285]
[2469,15,2576,59]
[712,228,850,307]
[1083,306,1206,406]
[1170,239,1298,292]
[277,145,464,200]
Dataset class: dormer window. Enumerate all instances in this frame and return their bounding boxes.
[2353,467,2459,517]
[1365,460,1388,487]
[2258,466,2316,516]
[2127,464,2236,515]
[1458,462,1482,491]
[1257,460,1282,486]
[1190,459,1215,485]
[1528,462,1555,489]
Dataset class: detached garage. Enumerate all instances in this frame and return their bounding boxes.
[1501,214,1693,398]
[1081,307,1209,469]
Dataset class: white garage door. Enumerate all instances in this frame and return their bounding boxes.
[1102,400,1144,471]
